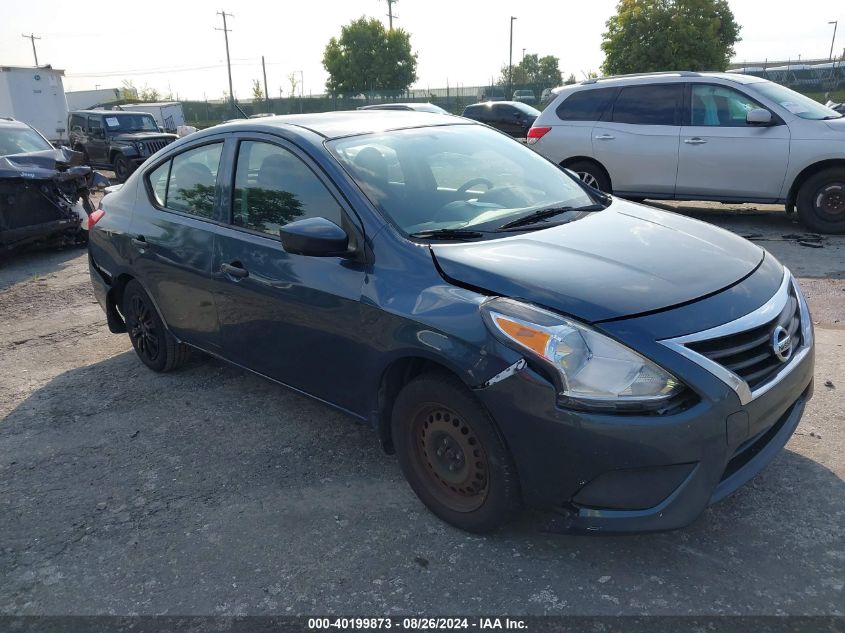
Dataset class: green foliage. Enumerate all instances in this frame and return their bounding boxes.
[564,74,578,85]
[251,80,264,101]
[601,0,741,75]
[323,17,418,96]
[139,85,161,102]
[120,80,138,101]
[498,54,563,87]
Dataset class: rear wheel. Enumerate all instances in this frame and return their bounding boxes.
[565,160,611,193]
[797,168,845,234]
[391,372,521,532]
[122,280,189,372]
[113,154,131,183]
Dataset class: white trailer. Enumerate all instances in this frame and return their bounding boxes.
[121,102,186,133]
[66,87,127,111]
[0,66,69,143]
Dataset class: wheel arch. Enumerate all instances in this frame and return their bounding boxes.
[787,159,845,211]
[559,156,612,191]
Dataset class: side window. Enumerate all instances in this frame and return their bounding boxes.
[232,141,343,236]
[70,114,85,131]
[146,143,223,218]
[611,84,683,125]
[88,117,102,132]
[493,104,517,120]
[556,88,618,121]
[691,84,767,127]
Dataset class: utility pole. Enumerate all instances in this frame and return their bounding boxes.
[830,21,839,61]
[261,55,270,112]
[522,48,526,63]
[215,10,235,115]
[508,16,517,94]
[386,0,398,30]
[21,33,41,66]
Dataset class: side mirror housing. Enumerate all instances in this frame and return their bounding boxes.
[746,108,772,126]
[280,216,350,257]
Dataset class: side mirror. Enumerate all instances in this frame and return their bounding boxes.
[280,216,349,257]
[746,108,772,126]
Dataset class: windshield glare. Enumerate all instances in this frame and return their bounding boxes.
[750,81,842,120]
[0,127,53,155]
[329,125,594,234]
[105,114,159,132]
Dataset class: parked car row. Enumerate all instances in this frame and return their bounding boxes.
[527,71,845,234]
[88,110,814,534]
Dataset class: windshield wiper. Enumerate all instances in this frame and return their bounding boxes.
[409,228,484,240]
[497,204,605,230]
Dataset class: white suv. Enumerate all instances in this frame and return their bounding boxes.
[528,72,845,233]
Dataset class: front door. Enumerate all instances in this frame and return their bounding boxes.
[591,82,683,196]
[676,83,790,200]
[87,116,108,164]
[211,137,368,414]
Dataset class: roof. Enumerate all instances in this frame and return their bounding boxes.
[209,110,471,140]
[123,102,181,108]
[69,109,159,116]
[567,71,767,88]
[0,65,64,75]
[0,118,32,129]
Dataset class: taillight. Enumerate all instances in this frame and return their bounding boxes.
[87,209,105,230]
[526,126,552,145]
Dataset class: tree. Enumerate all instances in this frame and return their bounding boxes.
[498,54,562,87]
[120,80,138,100]
[139,85,161,102]
[323,17,418,96]
[252,79,264,101]
[288,72,299,98]
[564,73,578,85]
[601,0,741,75]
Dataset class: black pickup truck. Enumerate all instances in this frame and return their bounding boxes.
[68,110,177,182]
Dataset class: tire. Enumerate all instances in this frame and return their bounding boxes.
[391,372,521,533]
[113,154,131,183]
[565,160,611,193]
[796,168,845,235]
[122,280,189,372]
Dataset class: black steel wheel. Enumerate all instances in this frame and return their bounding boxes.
[122,280,189,372]
[113,154,131,183]
[797,168,845,235]
[392,372,521,532]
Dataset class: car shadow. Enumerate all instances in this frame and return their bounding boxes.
[1,350,842,614]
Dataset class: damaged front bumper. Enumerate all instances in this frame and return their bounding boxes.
[0,147,108,252]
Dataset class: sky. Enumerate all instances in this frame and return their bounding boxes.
[0,0,841,101]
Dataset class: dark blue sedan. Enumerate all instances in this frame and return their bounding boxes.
[87,111,814,533]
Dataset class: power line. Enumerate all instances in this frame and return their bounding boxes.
[215,10,236,111]
[21,33,41,66]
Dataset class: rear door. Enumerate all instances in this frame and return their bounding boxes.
[491,103,523,137]
[129,138,226,351]
[675,83,790,200]
[211,135,368,413]
[591,82,683,196]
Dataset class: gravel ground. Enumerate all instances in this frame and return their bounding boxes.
[0,203,843,616]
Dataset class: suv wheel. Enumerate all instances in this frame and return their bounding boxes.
[122,280,190,372]
[566,160,611,193]
[113,154,131,183]
[797,168,845,234]
[391,372,521,533]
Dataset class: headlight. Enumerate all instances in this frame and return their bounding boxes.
[135,142,146,156]
[481,297,684,411]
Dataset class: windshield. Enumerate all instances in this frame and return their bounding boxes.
[103,114,159,132]
[0,126,53,156]
[749,82,842,120]
[329,124,595,235]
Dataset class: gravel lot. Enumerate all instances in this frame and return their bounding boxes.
[0,203,843,616]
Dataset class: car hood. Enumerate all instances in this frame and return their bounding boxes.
[824,115,845,133]
[0,147,90,180]
[430,201,764,323]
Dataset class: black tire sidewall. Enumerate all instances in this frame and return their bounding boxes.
[391,372,521,533]
[122,280,168,372]
[566,160,611,193]
[113,154,130,183]
[797,168,845,235]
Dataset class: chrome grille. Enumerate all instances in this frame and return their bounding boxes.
[685,287,801,390]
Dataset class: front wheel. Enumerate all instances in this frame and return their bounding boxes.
[122,280,189,372]
[391,372,521,533]
[113,154,131,183]
[796,168,845,234]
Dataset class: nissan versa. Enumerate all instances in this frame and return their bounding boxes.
[87,112,815,533]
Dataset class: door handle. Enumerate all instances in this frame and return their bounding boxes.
[595,134,615,140]
[220,262,249,280]
[684,138,707,145]
[131,236,147,250]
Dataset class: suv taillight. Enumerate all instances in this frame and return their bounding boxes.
[87,209,105,230]
[526,126,551,145]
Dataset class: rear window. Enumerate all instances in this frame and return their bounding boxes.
[611,84,683,126]
[556,88,618,121]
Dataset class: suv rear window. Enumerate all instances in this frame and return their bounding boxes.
[556,88,618,121]
[611,84,683,126]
